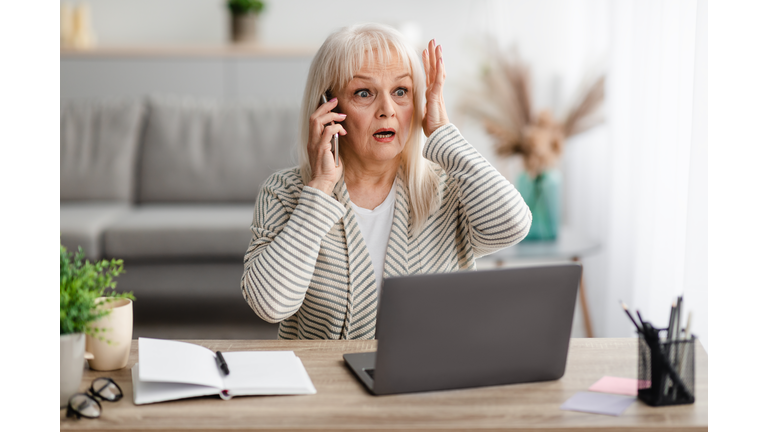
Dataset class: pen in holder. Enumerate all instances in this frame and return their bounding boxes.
[637,328,696,407]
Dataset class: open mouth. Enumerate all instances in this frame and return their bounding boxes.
[373,129,396,141]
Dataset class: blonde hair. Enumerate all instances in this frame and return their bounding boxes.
[298,23,440,234]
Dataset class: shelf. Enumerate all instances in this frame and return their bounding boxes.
[60,44,318,59]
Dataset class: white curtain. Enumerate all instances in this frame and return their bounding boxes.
[564,0,707,348]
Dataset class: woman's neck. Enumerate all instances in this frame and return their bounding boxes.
[344,156,399,210]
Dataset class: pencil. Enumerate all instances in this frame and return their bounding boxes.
[620,300,642,333]
[664,300,677,396]
[667,300,677,342]
[635,309,649,340]
[678,312,693,374]
[636,309,645,326]
[675,296,683,373]
[673,311,694,400]
[675,296,683,342]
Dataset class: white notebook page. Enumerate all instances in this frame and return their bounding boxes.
[222,351,315,394]
[132,364,220,405]
[138,338,222,389]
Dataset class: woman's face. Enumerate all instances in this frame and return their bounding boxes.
[336,55,414,168]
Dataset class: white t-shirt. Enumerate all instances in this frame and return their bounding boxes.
[348,181,397,295]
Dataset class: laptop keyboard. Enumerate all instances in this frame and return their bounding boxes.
[364,368,375,379]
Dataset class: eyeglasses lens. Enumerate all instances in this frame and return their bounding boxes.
[92,378,122,401]
[70,394,101,418]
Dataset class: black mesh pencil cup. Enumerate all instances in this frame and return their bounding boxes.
[637,333,696,406]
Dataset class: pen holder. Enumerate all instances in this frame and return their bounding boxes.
[637,334,696,406]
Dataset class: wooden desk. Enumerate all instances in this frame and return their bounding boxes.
[60,338,707,431]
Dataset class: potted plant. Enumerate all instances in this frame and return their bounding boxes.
[60,244,133,408]
[227,0,266,44]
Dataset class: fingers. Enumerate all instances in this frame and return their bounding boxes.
[423,40,446,90]
[317,112,347,127]
[307,98,345,190]
[435,45,446,88]
[320,123,346,144]
[310,123,346,154]
[320,96,338,111]
[429,40,437,84]
[423,40,436,87]
[310,97,346,136]
[310,97,339,124]
[421,39,450,137]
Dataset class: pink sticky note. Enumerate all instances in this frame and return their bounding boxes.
[588,376,639,396]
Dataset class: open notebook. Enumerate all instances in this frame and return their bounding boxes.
[131,338,316,405]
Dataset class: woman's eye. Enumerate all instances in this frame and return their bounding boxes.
[394,88,407,97]
[355,90,371,98]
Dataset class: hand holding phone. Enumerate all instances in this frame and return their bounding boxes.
[320,92,340,167]
[306,92,346,195]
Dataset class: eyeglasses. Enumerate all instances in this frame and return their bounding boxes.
[66,377,123,420]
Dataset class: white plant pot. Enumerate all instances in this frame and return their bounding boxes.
[60,333,85,408]
[86,298,133,371]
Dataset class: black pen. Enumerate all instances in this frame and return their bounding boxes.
[216,351,230,375]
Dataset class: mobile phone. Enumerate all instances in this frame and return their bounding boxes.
[320,91,340,167]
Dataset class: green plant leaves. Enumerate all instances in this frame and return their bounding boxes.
[60,245,134,336]
[227,0,265,15]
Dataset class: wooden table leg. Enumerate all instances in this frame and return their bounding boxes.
[573,257,594,338]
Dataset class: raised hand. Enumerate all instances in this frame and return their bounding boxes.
[421,39,450,137]
[307,97,347,195]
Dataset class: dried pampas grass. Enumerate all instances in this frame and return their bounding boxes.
[460,44,605,177]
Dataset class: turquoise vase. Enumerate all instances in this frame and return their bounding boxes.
[516,170,561,241]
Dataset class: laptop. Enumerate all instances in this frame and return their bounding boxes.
[343,263,582,395]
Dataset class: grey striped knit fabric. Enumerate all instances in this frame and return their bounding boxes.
[241,124,532,340]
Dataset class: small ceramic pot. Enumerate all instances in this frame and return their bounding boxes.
[85,298,133,371]
[230,13,258,43]
[60,333,85,408]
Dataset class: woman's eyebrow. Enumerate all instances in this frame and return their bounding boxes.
[351,73,411,82]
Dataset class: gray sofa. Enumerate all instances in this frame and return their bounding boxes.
[60,95,299,322]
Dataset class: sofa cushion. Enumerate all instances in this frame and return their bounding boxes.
[138,96,299,203]
[103,204,255,260]
[113,263,246,300]
[60,203,131,261]
[60,99,145,202]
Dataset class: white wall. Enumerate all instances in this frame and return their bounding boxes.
[75,0,228,45]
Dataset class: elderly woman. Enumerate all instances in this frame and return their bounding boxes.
[241,24,531,340]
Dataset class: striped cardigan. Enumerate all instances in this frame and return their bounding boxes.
[241,124,532,340]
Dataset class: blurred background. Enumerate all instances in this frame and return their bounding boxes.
[60,0,707,349]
